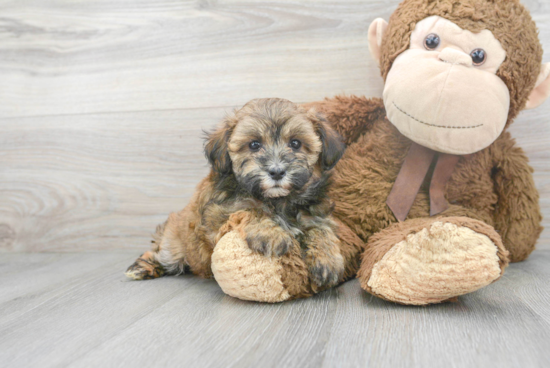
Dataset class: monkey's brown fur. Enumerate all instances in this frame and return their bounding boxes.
[126,98,365,297]
[308,93,542,259]
[305,94,541,302]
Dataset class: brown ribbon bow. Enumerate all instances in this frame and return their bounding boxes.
[386,142,460,222]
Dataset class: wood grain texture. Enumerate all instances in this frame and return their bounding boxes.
[0,251,549,367]
[0,0,549,252]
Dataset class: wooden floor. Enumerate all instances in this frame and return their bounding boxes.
[1,0,550,367]
[0,251,549,368]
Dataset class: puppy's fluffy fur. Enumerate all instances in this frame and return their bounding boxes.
[126,98,346,288]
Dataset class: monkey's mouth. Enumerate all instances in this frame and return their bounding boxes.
[392,102,484,130]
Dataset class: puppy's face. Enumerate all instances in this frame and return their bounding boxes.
[228,105,322,199]
[205,98,345,199]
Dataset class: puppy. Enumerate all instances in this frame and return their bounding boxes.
[126,98,346,288]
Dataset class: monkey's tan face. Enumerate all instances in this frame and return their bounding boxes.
[383,16,510,155]
[227,111,322,199]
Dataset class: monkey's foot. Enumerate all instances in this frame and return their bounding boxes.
[358,217,509,305]
[212,231,293,302]
[125,251,165,280]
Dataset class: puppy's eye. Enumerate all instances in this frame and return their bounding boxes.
[249,141,262,151]
[470,48,486,66]
[424,33,440,50]
[289,139,302,149]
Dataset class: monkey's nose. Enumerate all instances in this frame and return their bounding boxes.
[438,47,472,67]
[268,168,286,181]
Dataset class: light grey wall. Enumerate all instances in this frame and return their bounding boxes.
[0,0,548,251]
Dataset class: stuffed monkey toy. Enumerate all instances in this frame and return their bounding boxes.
[307,0,550,305]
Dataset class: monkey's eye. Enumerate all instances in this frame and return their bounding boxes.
[470,48,486,66]
[249,141,262,151]
[424,33,440,50]
[289,139,302,149]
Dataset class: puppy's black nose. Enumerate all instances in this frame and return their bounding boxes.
[268,168,286,181]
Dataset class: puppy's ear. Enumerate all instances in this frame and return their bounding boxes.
[308,109,346,171]
[204,116,236,174]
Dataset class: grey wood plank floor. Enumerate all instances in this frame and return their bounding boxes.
[0,251,549,368]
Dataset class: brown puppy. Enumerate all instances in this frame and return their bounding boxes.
[126,98,347,288]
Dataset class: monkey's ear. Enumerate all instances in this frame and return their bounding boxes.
[368,18,388,66]
[525,63,550,110]
[309,110,346,171]
[204,117,235,174]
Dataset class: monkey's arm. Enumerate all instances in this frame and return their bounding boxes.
[491,132,543,262]
[303,96,386,145]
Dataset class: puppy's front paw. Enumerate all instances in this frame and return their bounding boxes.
[245,228,294,257]
[308,253,345,288]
